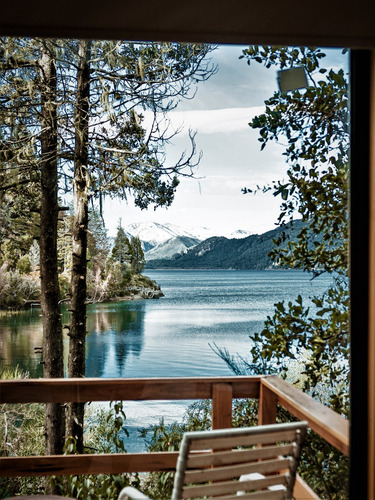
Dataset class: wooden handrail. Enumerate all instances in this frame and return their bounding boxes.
[0,374,348,500]
[0,376,261,404]
[0,452,180,477]
[261,376,349,456]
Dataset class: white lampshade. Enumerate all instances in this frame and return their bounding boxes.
[277,67,309,93]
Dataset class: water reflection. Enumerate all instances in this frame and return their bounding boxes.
[0,309,44,377]
[1,301,147,378]
[74,302,146,377]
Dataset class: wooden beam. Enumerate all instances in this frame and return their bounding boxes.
[350,49,372,500]
[368,49,375,500]
[261,376,349,456]
[212,383,233,429]
[0,376,261,404]
[1,0,375,48]
[258,379,277,426]
[0,452,179,477]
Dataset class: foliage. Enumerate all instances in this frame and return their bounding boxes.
[0,367,137,499]
[0,157,40,272]
[299,429,349,499]
[87,210,111,277]
[111,221,131,267]
[110,222,147,278]
[0,366,45,497]
[242,47,348,276]
[140,399,258,498]
[222,45,349,499]
[0,200,159,308]
[58,272,71,302]
[239,44,349,404]
[0,263,40,308]
[51,401,137,500]
[0,36,216,458]
[16,254,31,274]
[139,401,210,498]
[129,236,146,274]
[0,204,159,309]
[0,38,216,211]
[141,395,348,500]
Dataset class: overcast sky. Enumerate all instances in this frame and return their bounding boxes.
[103,44,348,237]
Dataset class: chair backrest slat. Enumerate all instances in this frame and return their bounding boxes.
[184,457,291,483]
[189,428,300,451]
[230,489,285,499]
[181,473,288,498]
[187,443,293,468]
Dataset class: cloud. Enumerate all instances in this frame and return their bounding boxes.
[143,106,265,137]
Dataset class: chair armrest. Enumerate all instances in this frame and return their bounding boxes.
[118,486,151,499]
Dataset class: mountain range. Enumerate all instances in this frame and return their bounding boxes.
[124,220,304,270]
[124,222,253,260]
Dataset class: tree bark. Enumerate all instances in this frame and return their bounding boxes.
[66,40,91,453]
[39,43,65,456]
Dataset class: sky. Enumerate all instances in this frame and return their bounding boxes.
[103,45,348,237]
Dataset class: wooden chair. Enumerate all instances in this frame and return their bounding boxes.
[119,420,308,499]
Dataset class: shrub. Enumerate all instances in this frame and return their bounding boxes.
[0,369,136,499]
[0,265,40,308]
[59,272,71,301]
[16,254,31,274]
[140,399,258,499]
[51,401,137,499]
[0,366,45,497]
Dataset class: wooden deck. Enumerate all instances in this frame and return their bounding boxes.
[0,375,349,499]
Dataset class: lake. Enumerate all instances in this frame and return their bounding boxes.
[0,269,333,378]
[0,269,332,450]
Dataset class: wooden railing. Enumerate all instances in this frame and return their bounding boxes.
[0,375,349,499]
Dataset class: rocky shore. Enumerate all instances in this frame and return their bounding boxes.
[112,284,164,301]
[3,274,164,311]
[105,273,164,303]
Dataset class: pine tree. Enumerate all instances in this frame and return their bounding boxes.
[1,37,217,451]
[111,222,131,266]
[0,38,66,459]
[129,236,146,274]
[65,40,216,450]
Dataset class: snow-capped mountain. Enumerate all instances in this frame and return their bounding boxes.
[125,222,252,245]
[145,236,201,260]
[125,222,198,247]
[180,226,252,241]
[124,222,253,261]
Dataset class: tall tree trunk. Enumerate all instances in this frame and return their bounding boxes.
[66,40,91,453]
[39,43,65,456]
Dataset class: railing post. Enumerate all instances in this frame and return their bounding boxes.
[212,383,233,429]
[258,379,277,425]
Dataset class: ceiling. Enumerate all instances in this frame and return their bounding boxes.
[1,0,375,48]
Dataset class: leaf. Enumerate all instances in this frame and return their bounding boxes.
[281,189,289,200]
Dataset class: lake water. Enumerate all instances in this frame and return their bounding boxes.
[0,269,332,450]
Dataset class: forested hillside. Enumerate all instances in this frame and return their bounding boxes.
[146,221,305,269]
[0,212,161,309]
